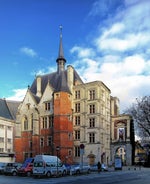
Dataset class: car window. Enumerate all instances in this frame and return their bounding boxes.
[46,162,51,167]
[29,163,33,167]
[34,162,43,167]
[58,162,63,167]
[50,163,56,167]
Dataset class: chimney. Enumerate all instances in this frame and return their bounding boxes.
[36,75,42,97]
[67,65,74,93]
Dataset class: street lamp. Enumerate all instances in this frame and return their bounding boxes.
[56,146,60,176]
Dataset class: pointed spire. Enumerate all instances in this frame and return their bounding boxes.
[56,25,66,73]
[58,25,64,58]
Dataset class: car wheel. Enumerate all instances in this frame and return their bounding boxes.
[87,169,91,174]
[12,171,17,176]
[26,171,31,177]
[76,170,80,175]
[46,171,51,178]
[62,170,66,176]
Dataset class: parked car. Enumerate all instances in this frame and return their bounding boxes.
[90,163,108,172]
[101,163,108,171]
[18,158,34,176]
[70,164,90,175]
[64,164,71,175]
[4,162,22,176]
[0,162,7,174]
[33,155,67,178]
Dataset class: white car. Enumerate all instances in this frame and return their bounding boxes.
[101,163,108,171]
[70,164,90,175]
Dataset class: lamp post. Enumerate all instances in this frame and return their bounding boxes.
[56,146,60,176]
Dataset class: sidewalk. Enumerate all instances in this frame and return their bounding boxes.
[108,165,150,172]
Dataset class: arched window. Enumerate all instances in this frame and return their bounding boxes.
[24,117,28,130]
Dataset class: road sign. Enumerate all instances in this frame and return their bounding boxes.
[80,144,85,149]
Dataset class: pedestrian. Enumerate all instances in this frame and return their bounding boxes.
[97,161,101,173]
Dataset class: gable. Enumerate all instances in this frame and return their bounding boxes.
[39,83,54,104]
[19,90,37,112]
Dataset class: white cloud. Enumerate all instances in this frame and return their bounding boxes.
[96,30,150,52]
[70,46,95,58]
[92,0,150,54]
[75,55,150,111]
[31,66,56,77]
[72,0,150,112]
[20,47,37,57]
[101,23,125,38]
[122,55,145,75]
[6,88,27,101]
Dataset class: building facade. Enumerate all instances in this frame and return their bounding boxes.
[14,29,135,165]
[0,99,20,162]
[110,97,135,165]
[73,81,111,165]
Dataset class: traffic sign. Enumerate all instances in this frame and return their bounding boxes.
[80,144,85,149]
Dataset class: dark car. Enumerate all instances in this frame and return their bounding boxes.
[4,162,22,176]
[64,164,71,175]
[18,158,34,176]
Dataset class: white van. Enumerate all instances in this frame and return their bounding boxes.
[33,155,67,177]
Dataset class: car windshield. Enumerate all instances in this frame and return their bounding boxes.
[7,163,13,167]
[34,162,43,167]
[71,164,79,168]
[21,162,27,168]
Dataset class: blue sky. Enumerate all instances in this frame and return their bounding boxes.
[1,0,150,112]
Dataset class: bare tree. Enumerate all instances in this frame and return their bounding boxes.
[125,96,150,139]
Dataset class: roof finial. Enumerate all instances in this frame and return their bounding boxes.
[59,25,63,37]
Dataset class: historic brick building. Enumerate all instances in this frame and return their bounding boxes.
[14,29,135,165]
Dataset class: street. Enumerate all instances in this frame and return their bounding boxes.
[0,167,150,184]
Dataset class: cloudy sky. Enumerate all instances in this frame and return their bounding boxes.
[0,0,150,112]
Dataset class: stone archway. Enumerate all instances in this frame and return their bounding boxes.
[115,146,126,165]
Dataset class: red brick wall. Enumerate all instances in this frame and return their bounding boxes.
[14,91,73,164]
[53,92,73,164]
[14,138,23,163]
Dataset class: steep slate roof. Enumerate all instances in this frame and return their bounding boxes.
[30,68,83,96]
[6,100,21,120]
[0,99,13,119]
[0,99,20,120]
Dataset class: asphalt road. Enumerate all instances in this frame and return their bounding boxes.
[0,167,150,184]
